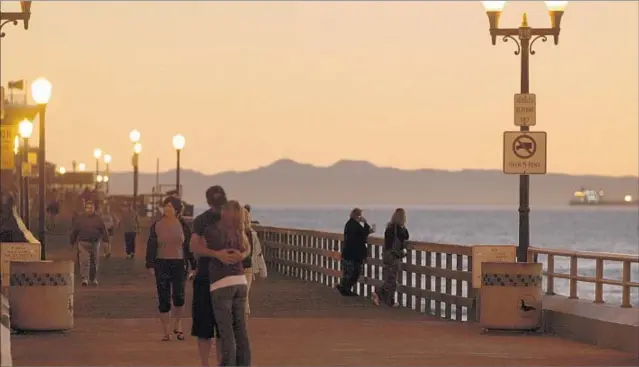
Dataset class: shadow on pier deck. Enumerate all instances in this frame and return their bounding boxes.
[10,232,638,366]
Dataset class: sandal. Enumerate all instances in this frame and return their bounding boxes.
[161,334,171,341]
[173,330,185,341]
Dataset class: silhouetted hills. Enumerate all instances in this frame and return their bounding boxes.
[106,159,639,206]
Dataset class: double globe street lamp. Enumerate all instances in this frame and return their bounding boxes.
[31,77,52,260]
[481,1,567,262]
[130,129,142,211]
[93,148,102,189]
[104,154,112,194]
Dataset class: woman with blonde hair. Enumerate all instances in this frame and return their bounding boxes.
[203,200,251,366]
[372,208,409,307]
[242,207,268,315]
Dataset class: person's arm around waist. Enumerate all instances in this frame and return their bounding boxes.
[190,233,242,264]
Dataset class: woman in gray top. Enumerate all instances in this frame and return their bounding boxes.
[146,197,195,341]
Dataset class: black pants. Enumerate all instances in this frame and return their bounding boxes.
[339,259,363,291]
[191,279,219,339]
[154,259,186,313]
[124,232,136,255]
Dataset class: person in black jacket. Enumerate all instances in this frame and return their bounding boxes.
[372,208,409,307]
[337,208,376,296]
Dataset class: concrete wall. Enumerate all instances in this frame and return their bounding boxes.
[542,295,639,355]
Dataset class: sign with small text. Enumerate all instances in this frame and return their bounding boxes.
[514,93,536,127]
[503,131,547,175]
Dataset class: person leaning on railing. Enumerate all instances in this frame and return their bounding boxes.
[337,208,375,297]
[372,208,409,307]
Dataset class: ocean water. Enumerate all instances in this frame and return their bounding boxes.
[195,205,639,307]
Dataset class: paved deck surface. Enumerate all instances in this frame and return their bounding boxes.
[9,229,639,366]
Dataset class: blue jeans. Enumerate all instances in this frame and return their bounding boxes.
[211,285,251,366]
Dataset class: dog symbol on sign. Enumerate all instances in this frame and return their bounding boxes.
[513,135,537,159]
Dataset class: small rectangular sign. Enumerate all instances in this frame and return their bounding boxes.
[514,93,536,127]
[503,131,547,175]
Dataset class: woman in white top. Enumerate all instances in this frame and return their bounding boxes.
[242,208,268,316]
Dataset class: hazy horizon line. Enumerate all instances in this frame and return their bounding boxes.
[100,158,639,178]
[193,204,639,212]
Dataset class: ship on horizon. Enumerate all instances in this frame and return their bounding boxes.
[569,188,638,207]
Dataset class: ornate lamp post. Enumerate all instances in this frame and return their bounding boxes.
[482,1,567,262]
[93,148,102,189]
[0,1,32,38]
[31,77,52,260]
[172,134,185,196]
[104,154,112,195]
[130,130,141,211]
[18,118,33,228]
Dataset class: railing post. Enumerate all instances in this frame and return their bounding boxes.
[569,255,578,299]
[546,254,555,295]
[445,253,453,320]
[621,260,631,308]
[594,258,604,304]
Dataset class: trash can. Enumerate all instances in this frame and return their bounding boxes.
[9,260,74,331]
[479,262,543,331]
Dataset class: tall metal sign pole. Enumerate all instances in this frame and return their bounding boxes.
[483,2,566,262]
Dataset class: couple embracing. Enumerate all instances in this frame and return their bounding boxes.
[147,185,266,367]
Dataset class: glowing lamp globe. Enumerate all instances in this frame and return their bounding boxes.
[31,78,52,105]
[129,129,141,143]
[482,1,506,12]
[545,1,568,11]
[93,148,102,159]
[18,119,34,138]
[172,134,185,151]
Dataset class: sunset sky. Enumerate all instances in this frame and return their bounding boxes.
[1,1,637,176]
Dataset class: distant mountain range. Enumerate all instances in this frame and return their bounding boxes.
[105,159,639,206]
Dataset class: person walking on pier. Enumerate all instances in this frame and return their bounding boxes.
[120,204,140,258]
[190,185,245,367]
[70,200,110,286]
[242,207,268,315]
[145,197,196,341]
[372,208,409,307]
[338,208,375,297]
[203,200,251,367]
[101,205,117,259]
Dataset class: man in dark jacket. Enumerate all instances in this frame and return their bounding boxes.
[70,201,109,286]
[337,207,375,296]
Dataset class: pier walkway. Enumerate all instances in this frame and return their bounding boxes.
[8,228,638,366]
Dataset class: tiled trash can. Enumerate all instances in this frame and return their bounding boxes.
[9,260,74,331]
[479,262,543,331]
